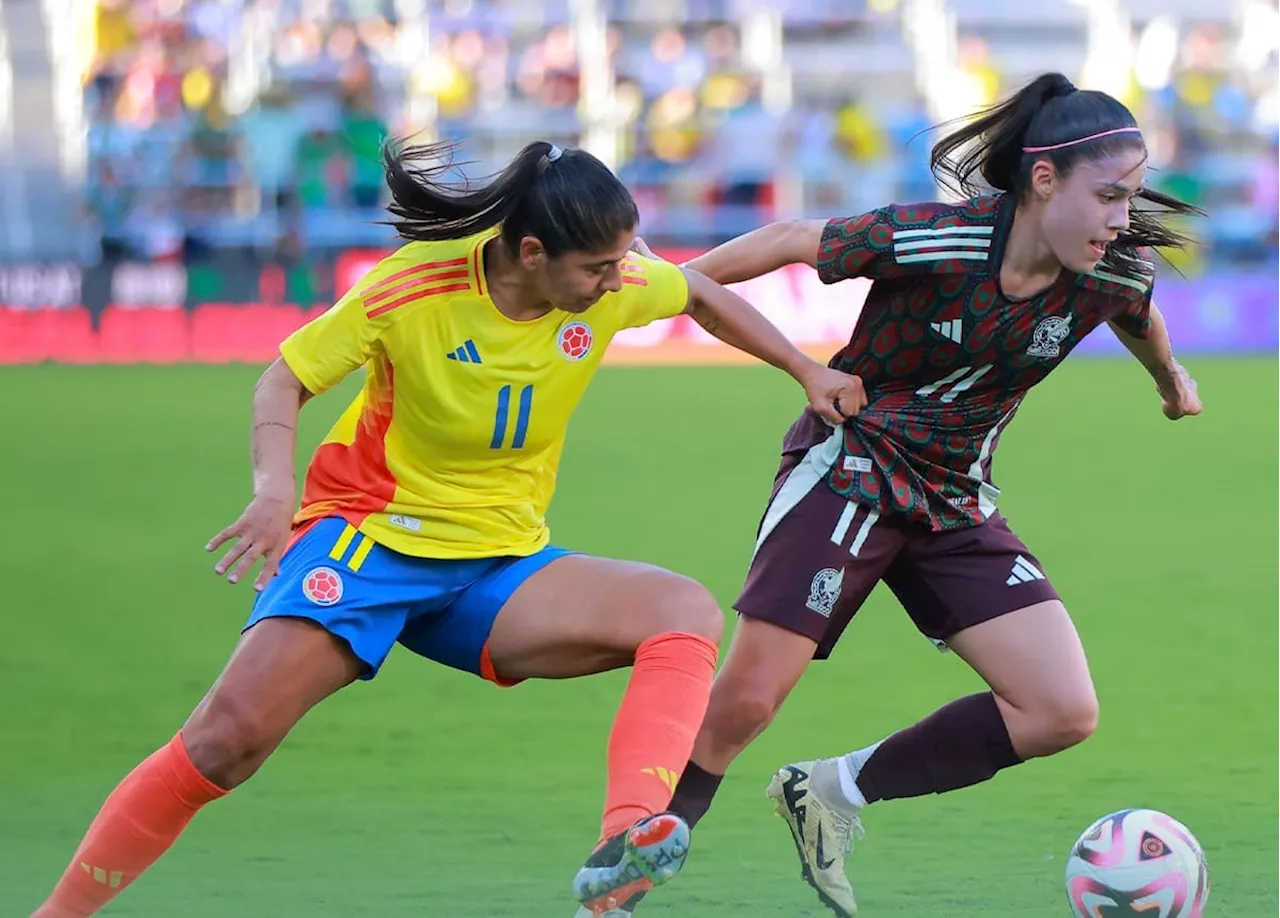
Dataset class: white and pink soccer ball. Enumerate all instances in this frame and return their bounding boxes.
[1065,809,1209,917]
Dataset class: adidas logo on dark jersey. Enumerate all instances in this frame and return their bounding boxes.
[930,319,964,343]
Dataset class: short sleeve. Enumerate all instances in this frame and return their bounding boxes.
[1110,289,1153,339]
[279,285,381,395]
[816,208,897,284]
[614,256,690,329]
[1106,250,1157,339]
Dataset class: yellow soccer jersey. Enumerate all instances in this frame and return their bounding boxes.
[280,230,689,559]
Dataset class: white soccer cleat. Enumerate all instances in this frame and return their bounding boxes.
[766,759,865,917]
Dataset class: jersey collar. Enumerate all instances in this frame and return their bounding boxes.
[983,192,1017,277]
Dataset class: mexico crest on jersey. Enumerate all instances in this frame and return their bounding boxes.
[558,321,593,361]
[1027,315,1072,358]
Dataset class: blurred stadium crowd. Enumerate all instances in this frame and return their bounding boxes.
[31,0,1280,269]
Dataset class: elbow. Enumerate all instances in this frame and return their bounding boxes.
[775,219,809,239]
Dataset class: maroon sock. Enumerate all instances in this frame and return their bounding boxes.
[854,692,1023,803]
[667,760,723,829]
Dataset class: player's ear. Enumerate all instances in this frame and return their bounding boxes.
[1029,159,1057,201]
[518,235,548,270]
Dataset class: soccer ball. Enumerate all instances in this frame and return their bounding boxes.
[1065,809,1209,917]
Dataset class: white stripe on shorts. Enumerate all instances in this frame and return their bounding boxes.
[848,508,880,557]
[830,502,881,557]
[830,502,856,546]
[753,427,842,559]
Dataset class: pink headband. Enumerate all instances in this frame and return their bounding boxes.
[1022,127,1143,154]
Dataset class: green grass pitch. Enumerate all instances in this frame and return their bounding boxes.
[1,357,1275,916]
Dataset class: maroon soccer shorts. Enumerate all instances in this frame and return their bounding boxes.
[735,447,1062,659]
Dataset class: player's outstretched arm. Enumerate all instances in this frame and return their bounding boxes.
[680,219,827,285]
[680,267,866,424]
[206,358,312,588]
[1108,302,1202,420]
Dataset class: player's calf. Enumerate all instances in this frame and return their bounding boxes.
[697,673,787,767]
[667,616,815,830]
[684,615,815,774]
[30,618,358,918]
[29,734,228,918]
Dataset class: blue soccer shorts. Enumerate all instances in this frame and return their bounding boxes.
[244,516,573,684]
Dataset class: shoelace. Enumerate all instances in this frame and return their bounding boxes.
[828,811,865,859]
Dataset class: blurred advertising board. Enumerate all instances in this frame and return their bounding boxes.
[0,251,1275,364]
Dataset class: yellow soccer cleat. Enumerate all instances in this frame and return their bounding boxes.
[766,760,865,917]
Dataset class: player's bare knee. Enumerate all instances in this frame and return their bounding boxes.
[651,575,724,644]
[1059,696,1100,749]
[1039,693,1099,754]
[182,696,281,789]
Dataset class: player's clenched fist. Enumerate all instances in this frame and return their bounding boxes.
[800,363,867,425]
[1156,363,1202,421]
[206,492,295,590]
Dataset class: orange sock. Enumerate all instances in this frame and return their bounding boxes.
[34,732,227,918]
[599,631,718,843]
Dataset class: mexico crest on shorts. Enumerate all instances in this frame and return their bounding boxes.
[806,567,844,617]
[302,566,344,606]
[1026,315,1072,358]
[557,321,593,361]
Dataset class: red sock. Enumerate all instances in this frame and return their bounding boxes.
[599,631,718,843]
[34,732,227,917]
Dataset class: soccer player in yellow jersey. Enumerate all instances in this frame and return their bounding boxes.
[31,139,867,918]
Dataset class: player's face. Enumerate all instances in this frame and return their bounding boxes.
[538,229,638,313]
[1038,148,1148,273]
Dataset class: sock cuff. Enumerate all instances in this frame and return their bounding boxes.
[636,631,719,670]
[163,733,230,806]
[680,759,725,786]
[977,692,1022,768]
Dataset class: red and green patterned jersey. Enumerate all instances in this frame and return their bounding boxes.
[783,192,1156,530]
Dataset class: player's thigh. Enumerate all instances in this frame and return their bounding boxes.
[184,617,362,773]
[182,522,393,781]
[700,447,903,739]
[241,517,432,680]
[883,515,1061,649]
[186,519,436,761]
[734,446,903,663]
[482,552,724,680]
[884,516,1095,712]
[944,599,1096,720]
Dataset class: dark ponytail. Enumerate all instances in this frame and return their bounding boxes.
[381,138,639,258]
[930,72,1204,274]
[931,72,1076,198]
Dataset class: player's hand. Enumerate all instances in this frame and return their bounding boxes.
[800,363,867,426]
[1156,363,1201,420]
[206,491,295,590]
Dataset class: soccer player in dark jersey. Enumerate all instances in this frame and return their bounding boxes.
[632,73,1203,917]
